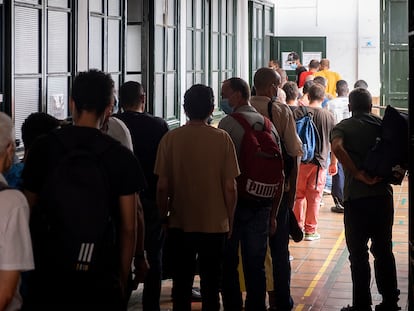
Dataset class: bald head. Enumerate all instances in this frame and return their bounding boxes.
[254,67,280,92]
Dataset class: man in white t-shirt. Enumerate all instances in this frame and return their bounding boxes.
[0,112,34,311]
[327,80,350,213]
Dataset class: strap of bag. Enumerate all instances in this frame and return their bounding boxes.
[0,182,10,192]
[267,100,273,121]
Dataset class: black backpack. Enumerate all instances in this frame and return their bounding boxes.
[363,105,409,185]
[33,131,119,284]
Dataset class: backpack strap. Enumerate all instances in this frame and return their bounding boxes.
[231,112,272,133]
[0,182,10,192]
[267,100,273,121]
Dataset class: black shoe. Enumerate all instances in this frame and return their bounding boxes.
[289,209,303,242]
[191,287,202,302]
[341,305,372,311]
[375,302,401,311]
[331,204,344,213]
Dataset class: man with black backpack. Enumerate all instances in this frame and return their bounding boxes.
[331,88,400,311]
[22,69,147,310]
[219,77,283,311]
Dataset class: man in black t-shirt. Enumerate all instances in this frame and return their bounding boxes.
[22,70,146,310]
[116,81,169,311]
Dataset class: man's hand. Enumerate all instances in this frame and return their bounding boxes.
[355,171,383,185]
[269,216,277,236]
[131,255,150,290]
[328,162,338,176]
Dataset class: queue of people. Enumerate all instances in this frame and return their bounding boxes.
[0,64,400,311]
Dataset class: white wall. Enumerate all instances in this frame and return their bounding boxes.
[273,0,380,96]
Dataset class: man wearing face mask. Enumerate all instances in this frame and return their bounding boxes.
[287,52,307,87]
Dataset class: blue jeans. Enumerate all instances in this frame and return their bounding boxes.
[269,194,294,310]
[222,199,271,311]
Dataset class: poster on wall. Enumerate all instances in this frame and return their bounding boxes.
[281,52,294,70]
[302,52,322,69]
[48,94,66,120]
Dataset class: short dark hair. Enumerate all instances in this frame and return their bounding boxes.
[71,69,114,116]
[349,88,372,113]
[354,79,368,89]
[336,80,349,96]
[282,81,299,102]
[303,80,315,94]
[183,84,215,120]
[21,112,60,150]
[308,84,325,102]
[313,76,327,87]
[309,59,320,69]
[119,81,144,110]
[226,77,250,101]
[254,67,280,90]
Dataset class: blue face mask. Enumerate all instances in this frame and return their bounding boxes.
[290,63,298,70]
[220,98,233,114]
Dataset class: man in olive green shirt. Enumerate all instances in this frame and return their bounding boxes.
[330,88,400,311]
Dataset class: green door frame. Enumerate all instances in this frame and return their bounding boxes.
[380,0,409,109]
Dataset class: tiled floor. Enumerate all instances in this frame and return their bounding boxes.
[128,179,409,311]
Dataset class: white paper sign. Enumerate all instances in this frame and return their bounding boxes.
[48,94,66,120]
[302,52,322,69]
[282,52,294,70]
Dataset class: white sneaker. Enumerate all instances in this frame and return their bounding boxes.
[304,232,320,241]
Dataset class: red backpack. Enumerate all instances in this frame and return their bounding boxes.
[231,113,284,200]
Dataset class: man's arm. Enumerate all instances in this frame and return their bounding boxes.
[269,181,284,236]
[132,194,149,287]
[0,270,20,311]
[331,136,381,185]
[118,193,137,293]
[23,190,38,211]
[328,149,338,176]
[156,176,170,221]
[223,178,237,239]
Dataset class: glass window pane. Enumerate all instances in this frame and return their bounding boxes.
[166,73,175,118]
[127,25,142,72]
[125,74,142,83]
[154,26,164,72]
[14,79,40,143]
[212,34,219,70]
[47,76,68,119]
[257,41,263,68]
[186,30,193,70]
[89,0,103,13]
[127,0,142,22]
[221,0,226,32]
[212,0,218,32]
[227,0,233,33]
[89,17,103,70]
[154,74,164,117]
[221,36,226,64]
[17,0,39,4]
[211,72,219,108]
[186,73,193,89]
[108,19,120,72]
[48,11,68,73]
[108,0,120,16]
[167,0,175,26]
[195,31,202,70]
[227,36,233,69]
[154,1,164,25]
[195,0,202,29]
[186,0,193,27]
[257,11,263,39]
[15,7,39,74]
[48,0,68,8]
[167,28,175,71]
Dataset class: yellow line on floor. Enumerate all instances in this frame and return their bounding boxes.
[294,230,345,310]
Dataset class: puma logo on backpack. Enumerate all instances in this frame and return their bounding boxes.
[231,113,284,200]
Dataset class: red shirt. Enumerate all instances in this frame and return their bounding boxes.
[298,71,314,88]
